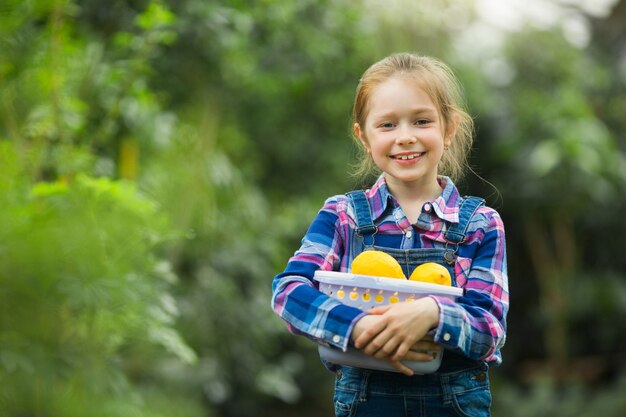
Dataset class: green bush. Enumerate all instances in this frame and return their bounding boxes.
[0,142,197,416]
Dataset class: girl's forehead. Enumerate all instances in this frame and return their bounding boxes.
[372,75,426,94]
[365,76,438,115]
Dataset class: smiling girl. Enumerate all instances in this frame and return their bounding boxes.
[272,53,508,417]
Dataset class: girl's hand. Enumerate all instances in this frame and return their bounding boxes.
[381,338,440,376]
[402,335,440,360]
[353,298,440,363]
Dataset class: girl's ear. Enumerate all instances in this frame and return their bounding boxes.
[354,123,369,150]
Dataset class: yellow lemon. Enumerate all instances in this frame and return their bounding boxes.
[351,250,406,279]
[409,262,452,286]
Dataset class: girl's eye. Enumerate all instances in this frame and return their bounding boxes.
[379,122,395,129]
[415,119,430,125]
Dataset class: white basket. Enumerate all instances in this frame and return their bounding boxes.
[314,270,463,374]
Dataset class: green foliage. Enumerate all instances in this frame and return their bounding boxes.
[468,25,626,391]
[140,120,316,415]
[156,0,372,198]
[0,1,195,413]
[0,0,178,181]
[0,141,195,414]
[498,29,626,210]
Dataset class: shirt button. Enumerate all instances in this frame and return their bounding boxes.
[424,203,432,212]
[443,333,451,342]
[332,335,341,343]
[406,230,413,238]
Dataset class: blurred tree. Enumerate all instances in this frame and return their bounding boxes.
[485,26,626,381]
[0,142,200,416]
[588,0,626,158]
[0,1,203,415]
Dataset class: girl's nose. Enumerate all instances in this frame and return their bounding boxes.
[396,133,417,145]
[396,123,418,144]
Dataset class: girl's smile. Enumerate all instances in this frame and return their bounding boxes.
[389,151,426,162]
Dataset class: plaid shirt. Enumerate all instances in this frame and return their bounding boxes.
[271,175,508,365]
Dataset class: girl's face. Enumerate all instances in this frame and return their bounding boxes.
[355,76,452,189]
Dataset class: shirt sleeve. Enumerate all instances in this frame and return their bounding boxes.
[271,197,366,351]
[430,208,509,364]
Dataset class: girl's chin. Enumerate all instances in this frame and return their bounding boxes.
[384,172,431,184]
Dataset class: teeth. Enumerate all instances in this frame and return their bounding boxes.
[397,154,420,160]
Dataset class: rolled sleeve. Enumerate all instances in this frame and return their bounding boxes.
[431,210,509,364]
[271,197,364,350]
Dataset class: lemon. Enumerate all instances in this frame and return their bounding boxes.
[351,250,406,279]
[409,262,452,286]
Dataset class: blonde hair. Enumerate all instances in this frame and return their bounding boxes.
[351,53,474,182]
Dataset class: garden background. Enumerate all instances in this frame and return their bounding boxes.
[1,0,626,416]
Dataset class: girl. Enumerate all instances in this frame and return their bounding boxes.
[271,53,508,417]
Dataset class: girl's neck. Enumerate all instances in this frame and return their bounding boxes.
[385,174,442,201]
[384,175,442,223]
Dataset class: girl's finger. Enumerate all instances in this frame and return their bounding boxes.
[371,334,401,359]
[361,328,394,356]
[421,334,435,342]
[389,359,414,376]
[392,340,414,361]
[410,340,440,352]
[397,350,436,362]
[354,318,387,349]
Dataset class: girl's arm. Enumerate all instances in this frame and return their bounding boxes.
[431,208,509,363]
[271,197,366,351]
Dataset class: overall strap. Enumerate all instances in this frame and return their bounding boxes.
[346,190,377,247]
[444,196,485,244]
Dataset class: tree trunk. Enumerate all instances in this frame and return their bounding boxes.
[523,212,576,382]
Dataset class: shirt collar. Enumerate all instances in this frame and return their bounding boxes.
[431,176,461,224]
[365,175,462,224]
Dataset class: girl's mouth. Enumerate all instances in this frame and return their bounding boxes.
[390,152,424,160]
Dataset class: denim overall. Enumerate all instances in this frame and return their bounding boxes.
[333,191,492,417]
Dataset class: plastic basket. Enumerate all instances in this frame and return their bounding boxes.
[314,270,463,374]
